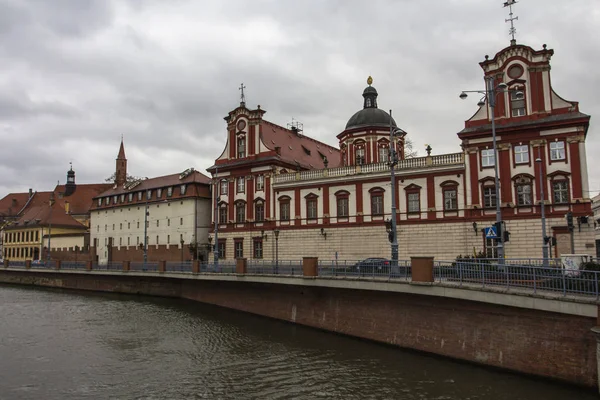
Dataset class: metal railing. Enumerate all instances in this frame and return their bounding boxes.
[434,260,600,299]
[4,257,600,299]
[318,260,412,280]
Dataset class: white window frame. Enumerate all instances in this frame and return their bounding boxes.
[514,145,529,164]
[550,141,565,161]
[481,149,495,168]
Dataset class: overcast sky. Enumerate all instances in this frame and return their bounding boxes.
[1,0,599,197]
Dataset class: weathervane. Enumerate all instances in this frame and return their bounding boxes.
[239,83,246,106]
[504,0,519,46]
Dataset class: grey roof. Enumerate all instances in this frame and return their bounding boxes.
[345,108,397,130]
[459,112,590,135]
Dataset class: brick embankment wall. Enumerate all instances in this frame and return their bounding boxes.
[0,270,596,388]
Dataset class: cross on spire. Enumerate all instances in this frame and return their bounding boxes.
[504,0,519,46]
[239,83,246,106]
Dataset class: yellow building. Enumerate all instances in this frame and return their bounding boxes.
[2,192,86,261]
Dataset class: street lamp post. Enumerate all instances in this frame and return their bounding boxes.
[47,193,55,262]
[143,200,149,264]
[274,228,280,269]
[460,78,523,264]
[536,157,549,265]
[388,110,403,267]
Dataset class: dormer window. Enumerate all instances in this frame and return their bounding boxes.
[237,136,246,158]
[97,198,102,207]
[180,184,187,195]
[510,88,526,117]
[137,192,143,201]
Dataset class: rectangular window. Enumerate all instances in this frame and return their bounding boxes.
[146,190,152,200]
[128,222,130,229]
[237,137,246,158]
[256,175,264,191]
[253,239,263,259]
[485,237,499,258]
[481,149,495,167]
[156,235,159,244]
[371,194,383,215]
[443,189,458,211]
[113,195,118,204]
[378,147,389,163]
[156,220,159,227]
[516,184,532,206]
[119,223,122,230]
[407,192,420,213]
[218,241,226,259]
[280,201,290,221]
[255,202,264,222]
[235,240,243,259]
[220,180,228,195]
[219,207,227,224]
[105,197,110,205]
[120,194,125,203]
[514,145,529,164]
[97,198,102,207]
[550,141,565,161]
[236,203,245,223]
[167,187,173,197]
[138,192,143,201]
[180,217,183,225]
[119,237,122,246]
[137,222,140,229]
[483,186,497,208]
[307,198,318,220]
[355,148,365,165]
[157,188,162,198]
[128,193,133,202]
[137,236,140,245]
[337,198,349,217]
[167,235,170,244]
[127,237,130,246]
[180,184,187,195]
[236,177,245,193]
[511,91,526,117]
[552,181,569,204]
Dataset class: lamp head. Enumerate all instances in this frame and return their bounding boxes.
[497,82,508,90]
[514,91,524,100]
[535,158,542,163]
[459,92,468,100]
[477,99,486,107]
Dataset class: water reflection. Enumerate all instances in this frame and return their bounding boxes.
[0,285,596,400]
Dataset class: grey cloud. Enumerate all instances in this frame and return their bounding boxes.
[0,0,599,195]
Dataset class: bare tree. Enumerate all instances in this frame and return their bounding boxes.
[404,137,418,159]
[104,173,143,184]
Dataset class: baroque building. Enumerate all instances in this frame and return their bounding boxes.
[208,41,594,262]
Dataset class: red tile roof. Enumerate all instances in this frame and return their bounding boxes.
[5,192,86,230]
[91,170,212,211]
[260,121,341,169]
[54,183,112,215]
[0,192,33,218]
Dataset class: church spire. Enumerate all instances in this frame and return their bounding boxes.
[363,76,378,109]
[115,137,127,187]
[65,162,76,196]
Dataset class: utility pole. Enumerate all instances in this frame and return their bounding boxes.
[389,110,399,266]
[214,166,219,269]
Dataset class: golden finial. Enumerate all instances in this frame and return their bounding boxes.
[367,76,373,86]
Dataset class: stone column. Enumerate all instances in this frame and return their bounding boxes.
[123,261,130,272]
[590,327,600,392]
[25,260,31,269]
[302,257,318,277]
[236,258,247,274]
[411,256,434,283]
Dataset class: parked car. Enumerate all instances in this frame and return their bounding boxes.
[354,258,391,274]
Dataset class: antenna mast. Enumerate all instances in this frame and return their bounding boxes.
[504,0,519,46]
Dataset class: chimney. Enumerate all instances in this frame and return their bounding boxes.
[11,198,17,207]
[274,146,281,155]
[29,188,33,198]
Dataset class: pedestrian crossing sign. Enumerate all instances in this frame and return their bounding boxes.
[485,226,497,238]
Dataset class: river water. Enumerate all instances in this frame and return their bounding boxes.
[0,285,596,400]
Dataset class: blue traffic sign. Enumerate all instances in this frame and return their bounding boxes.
[485,226,498,238]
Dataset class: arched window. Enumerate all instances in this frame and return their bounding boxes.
[512,174,534,206]
[510,85,526,117]
[335,190,350,218]
[254,199,265,222]
[440,181,459,211]
[305,193,318,221]
[404,184,421,214]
